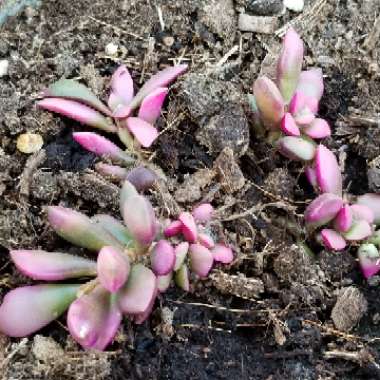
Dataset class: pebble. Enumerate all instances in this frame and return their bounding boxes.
[247,0,285,16]
[0,59,9,77]
[284,0,304,12]
[238,13,279,33]
[17,133,43,154]
[105,42,118,56]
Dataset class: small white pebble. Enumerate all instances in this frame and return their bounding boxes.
[105,42,118,56]
[0,60,9,77]
[17,133,44,154]
[284,0,304,12]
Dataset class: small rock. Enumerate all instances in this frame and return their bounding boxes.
[17,133,43,154]
[284,0,304,12]
[32,335,64,362]
[247,0,285,16]
[238,13,279,33]
[0,59,9,77]
[163,36,175,47]
[368,167,380,192]
[331,287,367,331]
[105,42,118,56]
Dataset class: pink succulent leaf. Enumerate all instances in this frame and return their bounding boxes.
[126,166,158,192]
[358,243,380,279]
[125,117,159,148]
[350,204,375,224]
[192,203,214,224]
[277,136,316,161]
[305,166,318,188]
[157,272,173,293]
[280,113,301,136]
[296,68,324,104]
[305,193,344,227]
[164,220,183,238]
[189,243,214,278]
[108,65,134,110]
[73,132,134,164]
[303,118,331,139]
[289,92,306,114]
[112,104,133,119]
[138,87,168,124]
[37,98,116,133]
[211,244,234,264]
[276,27,304,103]
[122,194,157,245]
[253,76,285,129]
[97,246,130,293]
[333,205,353,233]
[117,264,157,315]
[368,230,380,246]
[320,229,346,251]
[357,193,380,225]
[42,78,111,116]
[343,220,372,241]
[95,163,129,181]
[150,240,176,276]
[293,107,315,126]
[47,206,123,252]
[131,287,158,325]
[120,180,139,213]
[130,64,188,109]
[174,242,189,271]
[10,250,96,281]
[0,284,79,337]
[67,285,122,350]
[315,145,342,196]
[179,212,198,243]
[174,264,190,292]
[198,232,215,249]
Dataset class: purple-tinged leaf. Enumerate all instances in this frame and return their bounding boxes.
[315,145,342,196]
[189,243,214,277]
[289,93,315,124]
[296,68,324,111]
[357,193,380,224]
[350,204,375,224]
[175,264,190,292]
[125,117,159,148]
[42,79,111,116]
[131,287,158,325]
[280,113,301,136]
[73,132,134,164]
[112,104,132,119]
[97,246,130,293]
[343,220,372,241]
[164,220,183,238]
[117,264,157,315]
[130,64,188,109]
[211,244,234,264]
[198,232,215,249]
[138,87,168,124]
[320,229,346,251]
[122,194,157,245]
[150,240,175,276]
[277,136,316,161]
[67,285,122,350]
[333,205,353,233]
[305,193,344,227]
[47,206,122,251]
[0,284,79,337]
[95,163,129,181]
[303,118,331,139]
[174,242,189,271]
[192,203,214,224]
[157,272,173,293]
[305,166,318,188]
[37,98,116,133]
[358,243,380,279]
[289,92,306,114]
[179,212,198,243]
[277,27,304,103]
[293,107,315,126]
[126,166,158,192]
[253,76,285,129]
[10,250,96,281]
[120,180,138,213]
[108,65,134,110]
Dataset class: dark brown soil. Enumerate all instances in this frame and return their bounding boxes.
[1,0,380,379]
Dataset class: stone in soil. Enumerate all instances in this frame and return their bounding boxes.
[367,166,380,192]
[246,0,285,16]
[238,13,279,33]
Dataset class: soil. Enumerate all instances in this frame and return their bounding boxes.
[1,0,380,379]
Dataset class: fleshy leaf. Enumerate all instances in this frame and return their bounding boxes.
[315,145,342,196]
[95,163,129,180]
[320,229,346,251]
[277,27,304,103]
[37,98,116,133]
[48,206,122,251]
[305,166,318,188]
[120,180,139,213]
[138,87,168,124]
[333,205,353,233]
[67,285,122,350]
[97,246,130,293]
[211,244,234,264]
[10,250,96,281]
[305,193,344,227]
[198,232,215,249]
[150,240,175,276]
[303,118,331,139]
[296,69,324,112]
[357,194,380,224]
[179,212,198,243]
[42,79,111,116]
[0,284,79,337]
[125,117,159,148]
[277,136,316,161]
[126,166,158,192]
[367,230,380,247]
[131,287,158,325]
[350,204,375,224]
[192,204,214,224]
[157,272,173,293]
[189,243,214,277]
[174,242,189,271]
[117,264,157,315]
[280,113,301,136]
[358,243,380,279]
[253,76,285,128]
[175,264,190,292]
[108,65,134,110]
[73,132,134,164]
[164,220,183,238]
[343,220,372,241]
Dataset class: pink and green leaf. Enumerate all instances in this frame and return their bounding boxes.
[150,240,175,276]
[189,243,214,277]
[138,87,168,124]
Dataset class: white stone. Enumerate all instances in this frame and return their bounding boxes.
[0,60,9,77]
[105,42,118,56]
[284,0,304,12]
